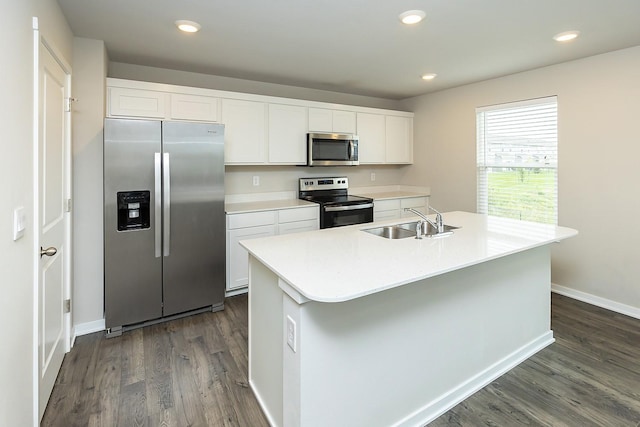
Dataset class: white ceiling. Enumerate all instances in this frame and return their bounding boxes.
[56,0,640,100]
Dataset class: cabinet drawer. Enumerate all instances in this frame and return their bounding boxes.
[227,211,276,229]
[278,219,318,235]
[170,93,219,122]
[401,197,428,209]
[374,199,401,212]
[278,206,318,223]
[374,210,401,221]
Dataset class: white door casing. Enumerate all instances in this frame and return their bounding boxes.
[34,20,72,422]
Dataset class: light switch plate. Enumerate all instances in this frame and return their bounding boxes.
[286,315,297,352]
[13,207,26,241]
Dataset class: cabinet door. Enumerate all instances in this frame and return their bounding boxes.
[227,225,276,290]
[170,93,219,122]
[385,116,413,164]
[268,104,308,164]
[357,113,386,164]
[333,110,357,134]
[278,206,318,223]
[309,108,356,134]
[222,99,267,164]
[374,209,401,221]
[308,108,333,132]
[278,219,318,235]
[401,197,428,217]
[109,87,166,118]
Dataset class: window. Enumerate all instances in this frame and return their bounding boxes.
[476,97,557,224]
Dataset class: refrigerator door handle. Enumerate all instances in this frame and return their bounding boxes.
[163,152,171,257]
[154,152,162,258]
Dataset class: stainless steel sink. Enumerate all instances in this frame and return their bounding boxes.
[396,221,460,236]
[362,225,416,239]
[362,221,460,239]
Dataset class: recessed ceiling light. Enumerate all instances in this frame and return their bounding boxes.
[399,10,426,25]
[553,30,580,42]
[176,20,201,33]
[421,73,437,81]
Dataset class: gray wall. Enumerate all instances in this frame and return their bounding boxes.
[71,38,107,327]
[401,45,640,313]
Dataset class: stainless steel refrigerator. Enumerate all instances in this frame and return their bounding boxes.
[104,118,225,336]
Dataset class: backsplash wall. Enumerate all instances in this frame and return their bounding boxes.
[225,165,411,195]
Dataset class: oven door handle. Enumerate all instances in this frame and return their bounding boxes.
[324,203,373,212]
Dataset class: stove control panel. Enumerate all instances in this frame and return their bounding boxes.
[299,177,348,191]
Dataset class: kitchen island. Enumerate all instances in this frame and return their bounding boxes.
[241,211,577,427]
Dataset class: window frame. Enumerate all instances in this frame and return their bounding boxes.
[476,96,558,224]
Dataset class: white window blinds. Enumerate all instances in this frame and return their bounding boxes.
[476,96,558,224]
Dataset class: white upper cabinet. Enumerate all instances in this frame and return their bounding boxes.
[170,93,219,122]
[356,113,386,164]
[108,87,219,122]
[385,116,413,164]
[357,113,413,164]
[308,108,356,134]
[268,104,308,164]
[107,78,412,166]
[108,87,167,119]
[222,98,267,164]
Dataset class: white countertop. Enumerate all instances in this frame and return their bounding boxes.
[354,190,429,200]
[240,211,578,303]
[225,198,317,214]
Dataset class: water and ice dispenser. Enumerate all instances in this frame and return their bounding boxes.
[117,191,150,231]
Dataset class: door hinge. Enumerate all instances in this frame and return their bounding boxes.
[65,198,72,213]
[64,299,71,314]
[65,97,78,112]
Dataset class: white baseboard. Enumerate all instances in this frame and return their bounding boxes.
[551,283,640,320]
[397,332,555,427]
[73,318,105,343]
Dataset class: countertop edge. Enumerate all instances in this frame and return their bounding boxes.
[241,212,578,304]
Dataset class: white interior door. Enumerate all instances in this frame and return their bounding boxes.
[36,34,71,420]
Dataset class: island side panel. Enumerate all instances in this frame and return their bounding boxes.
[293,246,552,427]
[248,255,284,426]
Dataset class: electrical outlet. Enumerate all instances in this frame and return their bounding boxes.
[252,175,260,186]
[286,315,297,352]
[370,172,376,181]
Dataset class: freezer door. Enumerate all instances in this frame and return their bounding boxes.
[161,121,225,316]
[104,118,163,328]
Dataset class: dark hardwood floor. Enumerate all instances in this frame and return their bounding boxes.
[42,293,640,426]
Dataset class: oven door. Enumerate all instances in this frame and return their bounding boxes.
[321,203,373,228]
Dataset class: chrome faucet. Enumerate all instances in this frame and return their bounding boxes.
[404,207,444,237]
[429,206,445,233]
[404,206,444,239]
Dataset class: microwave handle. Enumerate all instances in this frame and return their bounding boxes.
[349,140,354,160]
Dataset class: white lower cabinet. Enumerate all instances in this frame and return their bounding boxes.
[226,205,319,293]
[374,196,429,221]
[401,197,429,217]
[227,225,276,291]
[373,199,401,221]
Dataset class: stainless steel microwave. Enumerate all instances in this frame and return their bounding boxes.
[307,133,359,166]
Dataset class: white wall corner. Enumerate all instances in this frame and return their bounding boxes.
[73,318,106,342]
[551,283,640,320]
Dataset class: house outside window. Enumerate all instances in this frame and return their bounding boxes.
[476,96,558,224]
